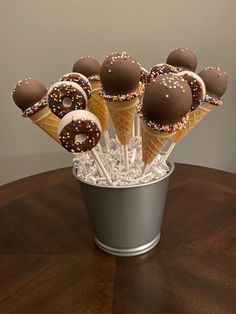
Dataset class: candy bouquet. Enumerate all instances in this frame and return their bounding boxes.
[12,48,228,256]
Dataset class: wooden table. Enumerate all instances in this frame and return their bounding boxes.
[0,164,235,314]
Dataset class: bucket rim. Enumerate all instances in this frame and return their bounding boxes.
[72,159,175,189]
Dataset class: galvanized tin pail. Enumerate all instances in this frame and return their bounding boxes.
[73,160,174,256]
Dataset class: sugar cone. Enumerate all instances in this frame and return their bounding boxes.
[87,81,109,131]
[142,122,172,165]
[106,97,138,145]
[29,106,60,142]
[172,102,212,144]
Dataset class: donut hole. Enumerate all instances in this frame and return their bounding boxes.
[75,134,87,144]
[63,97,72,108]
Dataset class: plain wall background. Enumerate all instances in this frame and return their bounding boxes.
[1,0,236,186]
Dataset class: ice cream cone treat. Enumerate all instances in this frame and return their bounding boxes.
[47,81,88,119]
[172,67,228,144]
[166,47,197,72]
[59,72,92,100]
[137,74,192,166]
[100,51,143,146]
[198,66,228,106]
[147,63,178,84]
[72,56,109,133]
[12,78,60,142]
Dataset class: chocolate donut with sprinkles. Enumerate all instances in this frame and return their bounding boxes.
[47,81,88,119]
[140,67,149,85]
[57,110,101,153]
[178,70,206,110]
[59,72,92,99]
[147,63,178,84]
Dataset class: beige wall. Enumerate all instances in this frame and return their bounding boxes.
[1,0,235,185]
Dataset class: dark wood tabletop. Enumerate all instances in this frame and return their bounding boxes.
[0,163,236,314]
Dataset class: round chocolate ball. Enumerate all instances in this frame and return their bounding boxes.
[142,74,192,125]
[198,66,228,99]
[100,51,141,95]
[166,48,197,72]
[72,56,101,78]
[12,78,47,111]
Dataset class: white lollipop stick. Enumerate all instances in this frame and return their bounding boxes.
[103,130,110,151]
[132,121,135,138]
[91,149,113,185]
[161,142,176,165]
[97,142,102,152]
[124,145,129,170]
[136,114,141,137]
[131,148,137,164]
[89,151,104,177]
[141,163,151,176]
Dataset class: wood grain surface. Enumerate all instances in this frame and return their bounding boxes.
[0,164,235,314]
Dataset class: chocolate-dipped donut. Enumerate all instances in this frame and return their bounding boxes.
[72,56,101,81]
[137,74,192,132]
[140,67,149,85]
[100,51,141,96]
[147,63,178,84]
[198,66,228,106]
[12,78,47,111]
[166,48,197,72]
[47,81,88,118]
[178,71,206,110]
[60,72,92,99]
[57,110,101,153]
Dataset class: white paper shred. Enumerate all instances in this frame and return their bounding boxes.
[73,136,169,187]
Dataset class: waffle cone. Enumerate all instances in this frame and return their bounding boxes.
[142,122,172,164]
[172,102,212,143]
[29,106,60,142]
[106,97,138,145]
[87,81,109,131]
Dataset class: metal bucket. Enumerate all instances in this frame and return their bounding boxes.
[73,160,174,257]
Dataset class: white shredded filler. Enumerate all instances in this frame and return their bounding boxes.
[73,137,169,187]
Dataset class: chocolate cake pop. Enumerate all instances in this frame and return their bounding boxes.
[198,66,228,105]
[166,48,197,72]
[12,78,47,111]
[141,74,192,128]
[100,51,141,96]
[60,72,92,99]
[72,56,101,81]
[147,63,178,84]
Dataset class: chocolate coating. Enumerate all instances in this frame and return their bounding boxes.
[166,48,197,72]
[72,56,101,78]
[59,119,101,153]
[60,73,92,99]
[12,78,47,111]
[140,67,149,85]
[48,82,87,119]
[100,51,141,95]
[147,63,178,84]
[198,66,228,99]
[142,74,192,124]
